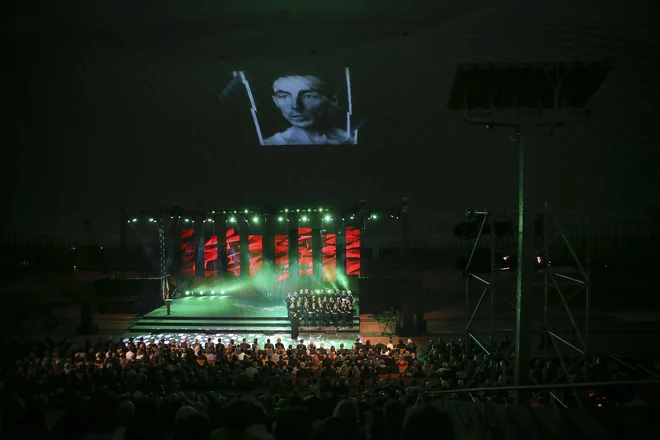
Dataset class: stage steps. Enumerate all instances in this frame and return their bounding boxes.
[130,315,360,334]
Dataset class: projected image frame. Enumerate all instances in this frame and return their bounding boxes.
[234,68,358,146]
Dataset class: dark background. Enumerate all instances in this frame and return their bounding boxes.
[3,0,660,243]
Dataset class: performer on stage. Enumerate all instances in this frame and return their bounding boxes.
[291,313,300,340]
[283,287,357,329]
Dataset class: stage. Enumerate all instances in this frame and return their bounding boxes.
[130,292,360,334]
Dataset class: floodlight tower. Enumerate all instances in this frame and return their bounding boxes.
[448,61,612,403]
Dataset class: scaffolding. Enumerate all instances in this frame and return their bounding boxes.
[460,207,592,406]
[448,60,612,404]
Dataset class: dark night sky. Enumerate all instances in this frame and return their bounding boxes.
[3,0,660,242]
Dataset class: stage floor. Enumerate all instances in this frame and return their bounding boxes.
[134,294,359,335]
[145,294,287,319]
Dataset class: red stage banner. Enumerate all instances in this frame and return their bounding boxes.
[225,228,241,276]
[204,236,219,277]
[248,235,264,277]
[298,227,313,275]
[274,234,289,282]
[322,233,337,281]
[345,226,361,275]
[181,228,196,276]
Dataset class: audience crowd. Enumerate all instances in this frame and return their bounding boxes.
[0,333,655,439]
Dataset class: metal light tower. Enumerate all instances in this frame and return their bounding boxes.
[448,61,612,403]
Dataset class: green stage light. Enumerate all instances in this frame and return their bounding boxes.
[149,218,154,222]
[252,216,259,223]
[308,208,311,212]
[296,209,300,212]
[221,290,225,294]
[350,216,355,219]
[244,209,249,213]
[278,217,284,222]
[372,214,378,219]
[284,209,289,212]
[324,215,331,221]
[185,291,190,295]
[211,290,215,294]
[199,291,203,294]
[184,218,190,222]
[229,217,236,223]
[301,216,308,221]
[132,218,137,222]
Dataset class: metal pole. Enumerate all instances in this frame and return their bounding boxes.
[543,202,549,358]
[543,203,549,328]
[489,211,496,337]
[514,126,536,404]
[585,213,591,352]
[158,217,168,315]
[120,208,127,279]
[426,380,660,396]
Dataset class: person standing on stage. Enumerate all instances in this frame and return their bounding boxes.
[311,303,317,326]
[291,314,300,340]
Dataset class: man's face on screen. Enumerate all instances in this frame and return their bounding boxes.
[272,75,330,128]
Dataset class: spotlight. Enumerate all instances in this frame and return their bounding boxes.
[211,290,215,294]
[199,291,204,294]
[324,215,331,221]
[278,217,284,222]
[132,218,138,222]
[229,217,236,223]
[301,216,308,221]
[252,216,259,223]
[185,291,190,295]
[244,209,249,213]
[221,290,225,294]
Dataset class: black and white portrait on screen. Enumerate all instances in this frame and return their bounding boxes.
[234,68,359,146]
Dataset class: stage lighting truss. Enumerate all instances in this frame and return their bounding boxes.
[460,207,592,401]
[123,201,410,227]
[122,198,412,282]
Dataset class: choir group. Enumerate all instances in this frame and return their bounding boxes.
[285,288,356,328]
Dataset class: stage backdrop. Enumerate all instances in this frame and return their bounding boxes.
[177,222,361,282]
[225,228,241,276]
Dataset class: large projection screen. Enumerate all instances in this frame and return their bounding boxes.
[233,67,358,146]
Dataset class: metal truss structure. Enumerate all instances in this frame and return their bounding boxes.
[448,60,612,404]
[120,199,412,295]
[461,207,593,407]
